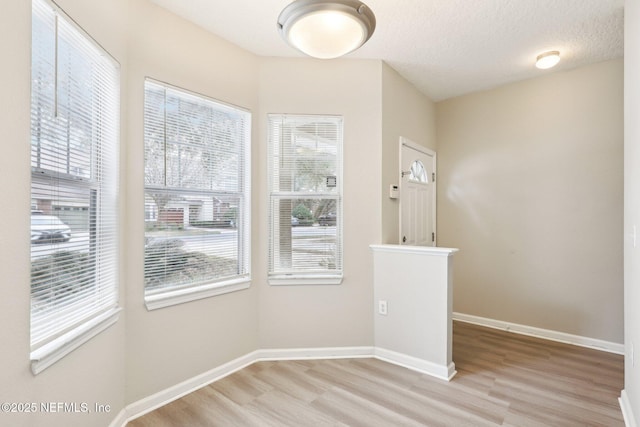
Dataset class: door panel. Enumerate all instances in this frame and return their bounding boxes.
[400,138,436,246]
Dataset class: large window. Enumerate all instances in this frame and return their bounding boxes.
[30,0,120,373]
[144,80,251,309]
[268,115,343,285]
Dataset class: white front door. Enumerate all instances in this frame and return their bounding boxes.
[400,137,436,246]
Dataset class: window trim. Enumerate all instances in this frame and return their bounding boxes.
[267,114,344,286]
[142,78,252,309]
[145,277,250,310]
[29,0,120,373]
[30,307,121,375]
[268,275,343,286]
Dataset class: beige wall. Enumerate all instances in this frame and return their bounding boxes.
[257,58,382,349]
[124,0,260,403]
[2,1,428,423]
[624,0,640,422]
[3,0,627,425]
[381,63,437,244]
[437,59,624,343]
[0,0,128,426]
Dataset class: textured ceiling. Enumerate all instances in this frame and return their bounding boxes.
[149,0,624,101]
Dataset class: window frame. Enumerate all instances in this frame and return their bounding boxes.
[143,79,252,310]
[29,0,121,374]
[267,114,344,286]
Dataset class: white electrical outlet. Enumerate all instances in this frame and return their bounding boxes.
[632,342,635,367]
[378,300,388,316]
[634,225,637,248]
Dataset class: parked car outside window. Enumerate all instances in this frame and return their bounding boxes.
[31,213,71,243]
[318,212,336,226]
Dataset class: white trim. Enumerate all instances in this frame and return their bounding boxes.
[120,347,370,425]
[123,350,260,422]
[400,137,437,157]
[374,347,456,381]
[369,244,458,257]
[399,137,437,246]
[268,274,343,286]
[267,114,344,284]
[118,345,457,426]
[110,319,624,426]
[142,78,252,312]
[108,408,128,427]
[30,307,121,375]
[620,390,638,427]
[145,279,251,311]
[453,312,625,354]
[257,346,374,361]
[112,316,625,426]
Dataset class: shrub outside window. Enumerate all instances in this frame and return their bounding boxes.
[30,0,120,373]
[143,80,251,309]
[268,114,343,285]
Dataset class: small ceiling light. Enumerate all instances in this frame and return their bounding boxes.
[277,0,376,59]
[535,51,560,69]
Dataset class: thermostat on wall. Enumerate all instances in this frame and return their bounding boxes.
[389,184,399,199]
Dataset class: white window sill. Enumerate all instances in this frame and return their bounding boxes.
[268,274,343,286]
[30,307,121,375]
[144,277,251,311]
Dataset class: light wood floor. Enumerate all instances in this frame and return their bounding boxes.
[127,321,624,426]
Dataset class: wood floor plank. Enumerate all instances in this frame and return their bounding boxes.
[409,376,509,425]
[248,362,331,404]
[127,321,624,426]
[207,369,273,406]
[306,359,470,426]
[243,389,345,427]
[310,386,426,427]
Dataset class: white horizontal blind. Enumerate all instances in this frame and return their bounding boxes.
[144,80,250,296]
[30,0,119,349]
[268,114,343,278]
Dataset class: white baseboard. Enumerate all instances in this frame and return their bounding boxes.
[122,350,260,423]
[117,345,455,426]
[119,347,373,426]
[620,390,638,427]
[257,346,374,361]
[374,347,456,381]
[111,315,625,427]
[107,408,128,427]
[453,312,625,354]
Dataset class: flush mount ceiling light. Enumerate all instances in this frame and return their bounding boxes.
[277,0,376,59]
[535,50,560,69]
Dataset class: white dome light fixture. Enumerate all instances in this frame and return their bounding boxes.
[535,50,561,69]
[277,0,376,59]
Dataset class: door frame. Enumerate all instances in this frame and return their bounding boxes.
[398,137,437,246]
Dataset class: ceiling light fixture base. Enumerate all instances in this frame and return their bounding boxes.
[277,0,376,59]
[535,50,561,69]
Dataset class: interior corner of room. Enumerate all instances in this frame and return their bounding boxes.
[0,0,635,426]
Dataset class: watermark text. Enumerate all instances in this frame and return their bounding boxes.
[1,402,111,414]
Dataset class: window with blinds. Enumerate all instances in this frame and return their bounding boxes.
[143,80,251,308]
[30,0,120,365]
[268,115,343,284]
